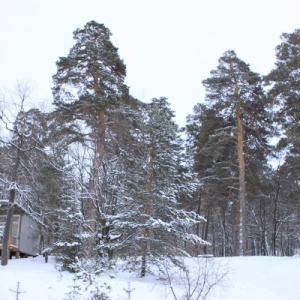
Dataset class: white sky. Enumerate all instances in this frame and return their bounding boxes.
[1,0,300,126]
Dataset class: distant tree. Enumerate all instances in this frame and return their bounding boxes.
[24,108,89,259]
[266,29,300,154]
[265,29,300,255]
[273,159,300,256]
[0,84,46,266]
[185,103,238,256]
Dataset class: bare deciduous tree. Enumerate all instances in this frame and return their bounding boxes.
[159,257,229,300]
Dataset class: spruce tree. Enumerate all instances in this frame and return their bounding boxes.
[52,167,85,272]
[119,98,206,276]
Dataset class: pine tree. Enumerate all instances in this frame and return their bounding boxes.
[197,50,271,256]
[185,103,239,256]
[265,29,300,255]
[266,28,300,153]
[52,20,129,259]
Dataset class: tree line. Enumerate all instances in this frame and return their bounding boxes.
[0,21,299,275]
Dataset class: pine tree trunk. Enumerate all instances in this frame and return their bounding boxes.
[86,109,106,258]
[195,192,202,255]
[203,208,210,255]
[220,209,226,257]
[235,80,247,256]
[272,180,280,256]
[86,68,107,259]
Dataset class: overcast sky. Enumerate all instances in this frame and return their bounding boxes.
[1,0,300,126]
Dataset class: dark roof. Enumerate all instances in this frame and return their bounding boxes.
[0,200,28,214]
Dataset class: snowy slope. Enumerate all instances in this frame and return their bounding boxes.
[0,255,299,300]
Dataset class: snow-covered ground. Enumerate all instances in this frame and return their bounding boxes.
[0,255,299,300]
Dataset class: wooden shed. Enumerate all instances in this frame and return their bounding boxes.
[0,201,40,258]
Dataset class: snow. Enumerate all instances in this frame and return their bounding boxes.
[0,255,299,300]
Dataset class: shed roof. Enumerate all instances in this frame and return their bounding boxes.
[0,200,28,214]
[0,200,42,225]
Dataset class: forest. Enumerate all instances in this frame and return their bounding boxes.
[0,21,299,277]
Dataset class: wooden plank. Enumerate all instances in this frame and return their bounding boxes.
[0,235,20,257]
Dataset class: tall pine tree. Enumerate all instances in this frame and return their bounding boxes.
[196,50,271,255]
[52,21,129,259]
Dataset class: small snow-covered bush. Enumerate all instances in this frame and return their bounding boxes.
[61,257,112,300]
[158,256,229,300]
